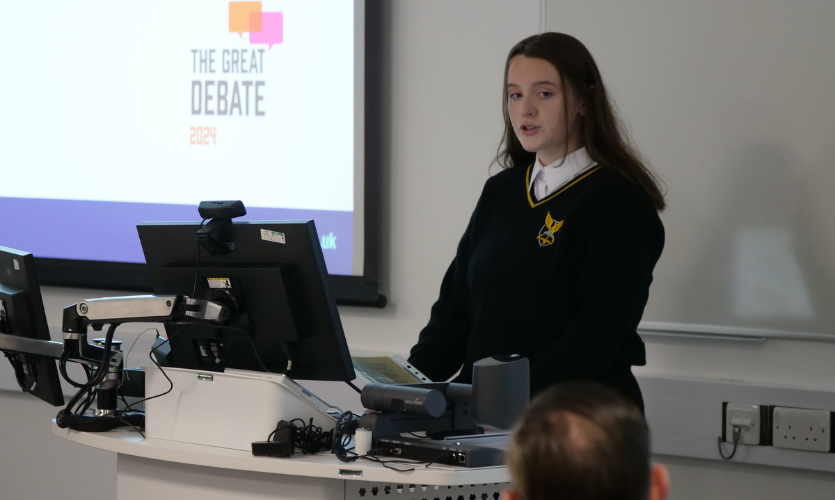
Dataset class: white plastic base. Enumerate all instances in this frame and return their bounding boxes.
[143,366,338,452]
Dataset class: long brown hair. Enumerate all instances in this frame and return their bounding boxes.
[495,33,666,211]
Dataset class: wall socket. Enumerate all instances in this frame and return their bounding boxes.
[772,407,831,452]
[724,403,763,445]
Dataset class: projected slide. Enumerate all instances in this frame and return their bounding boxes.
[0,0,358,275]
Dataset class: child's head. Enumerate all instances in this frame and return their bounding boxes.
[504,382,669,500]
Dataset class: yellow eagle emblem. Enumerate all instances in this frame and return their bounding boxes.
[536,212,563,247]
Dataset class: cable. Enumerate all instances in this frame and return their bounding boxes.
[332,411,361,462]
[58,349,82,388]
[60,323,120,390]
[345,380,362,394]
[110,334,180,439]
[57,323,122,428]
[120,332,179,414]
[120,327,160,394]
[260,418,333,457]
[55,323,156,433]
[124,327,159,369]
[56,377,96,428]
[5,352,37,392]
[405,431,430,439]
[76,365,97,415]
[58,346,85,388]
[60,381,92,418]
[718,425,741,460]
[88,323,119,388]
[116,393,145,435]
[360,454,418,472]
[291,418,332,454]
[255,410,435,473]
[245,333,273,373]
[329,411,423,471]
[113,331,185,435]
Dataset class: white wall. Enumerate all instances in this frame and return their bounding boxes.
[551,2,835,497]
[541,0,835,394]
[3,1,835,499]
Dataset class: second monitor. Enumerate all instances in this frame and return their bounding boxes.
[137,220,355,382]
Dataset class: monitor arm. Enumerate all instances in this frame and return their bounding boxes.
[61,294,229,367]
[62,294,229,335]
[1,295,227,385]
[1,294,232,431]
[53,294,230,431]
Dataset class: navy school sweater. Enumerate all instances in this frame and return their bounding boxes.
[407,164,664,407]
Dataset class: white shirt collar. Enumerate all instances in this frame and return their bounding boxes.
[528,147,598,199]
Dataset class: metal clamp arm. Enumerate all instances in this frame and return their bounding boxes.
[0,332,64,360]
[62,295,229,335]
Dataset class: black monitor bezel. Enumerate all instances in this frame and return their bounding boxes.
[137,220,356,382]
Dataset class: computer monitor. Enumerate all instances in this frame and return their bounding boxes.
[0,246,64,406]
[137,220,356,382]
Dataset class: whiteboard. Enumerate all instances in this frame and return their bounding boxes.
[545,0,835,335]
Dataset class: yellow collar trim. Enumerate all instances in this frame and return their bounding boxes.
[525,164,603,208]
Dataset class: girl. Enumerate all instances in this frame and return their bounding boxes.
[407,32,665,411]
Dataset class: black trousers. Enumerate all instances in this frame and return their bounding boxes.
[597,364,644,414]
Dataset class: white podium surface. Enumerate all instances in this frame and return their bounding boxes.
[52,424,509,500]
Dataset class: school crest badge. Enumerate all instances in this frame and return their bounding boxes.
[536,212,563,247]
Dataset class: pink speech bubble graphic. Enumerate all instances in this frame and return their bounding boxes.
[249,11,283,49]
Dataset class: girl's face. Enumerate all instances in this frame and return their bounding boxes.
[507,55,586,166]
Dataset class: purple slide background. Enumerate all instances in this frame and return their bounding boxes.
[0,197,353,275]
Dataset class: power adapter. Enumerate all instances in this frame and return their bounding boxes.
[252,440,293,457]
[252,420,297,458]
